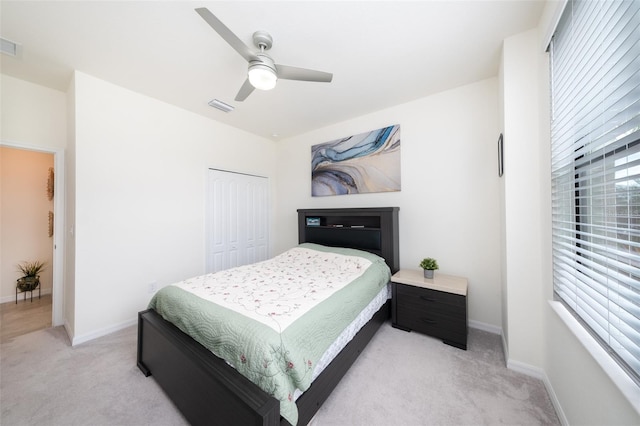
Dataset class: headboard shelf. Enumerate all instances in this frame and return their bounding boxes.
[297,207,399,273]
[309,225,380,230]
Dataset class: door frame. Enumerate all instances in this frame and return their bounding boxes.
[1,140,65,326]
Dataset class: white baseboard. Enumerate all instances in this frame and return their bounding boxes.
[501,330,510,363]
[0,288,52,305]
[540,369,569,425]
[63,319,74,344]
[500,329,568,426]
[506,357,546,380]
[71,317,137,346]
[469,319,502,335]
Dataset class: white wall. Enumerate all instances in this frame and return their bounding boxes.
[501,21,640,425]
[65,75,77,335]
[1,74,67,322]
[0,75,67,149]
[70,71,277,342]
[275,78,502,330]
[501,28,545,369]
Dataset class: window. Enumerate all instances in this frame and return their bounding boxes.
[550,0,640,384]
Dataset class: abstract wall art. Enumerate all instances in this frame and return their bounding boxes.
[311,124,401,196]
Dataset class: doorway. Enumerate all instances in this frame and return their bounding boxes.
[0,143,65,338]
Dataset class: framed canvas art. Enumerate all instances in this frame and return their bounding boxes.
[311,124,401,196]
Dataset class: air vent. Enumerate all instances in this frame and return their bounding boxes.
[208,99,234,113]
[1,37,20,57]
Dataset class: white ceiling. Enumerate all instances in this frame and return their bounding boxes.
[0,1,545,140]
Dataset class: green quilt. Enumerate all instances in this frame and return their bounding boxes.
[149,243,390,425]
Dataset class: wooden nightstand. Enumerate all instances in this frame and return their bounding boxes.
[391,269,468,350]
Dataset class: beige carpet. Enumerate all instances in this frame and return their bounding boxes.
[0,322,559,425]
[314,324,559,425]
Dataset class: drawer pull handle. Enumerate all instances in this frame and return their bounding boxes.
[420,296,436,302]
[421,318,437,324]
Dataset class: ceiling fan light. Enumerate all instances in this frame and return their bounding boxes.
[248,65,277,91]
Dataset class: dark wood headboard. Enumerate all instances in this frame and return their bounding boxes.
[297,207,399,273]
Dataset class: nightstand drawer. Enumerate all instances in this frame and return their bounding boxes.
[396,306,466,337]
[395,284,465,318]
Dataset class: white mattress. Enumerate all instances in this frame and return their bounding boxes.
[294,282,391,400]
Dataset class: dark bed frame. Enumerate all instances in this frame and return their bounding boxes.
[137,207,399,426]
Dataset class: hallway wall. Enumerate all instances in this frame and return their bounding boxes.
[1,147,55,302]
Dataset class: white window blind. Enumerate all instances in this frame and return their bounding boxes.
[550,0,640,383]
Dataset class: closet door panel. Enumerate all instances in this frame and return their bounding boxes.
[206,170,269,273]
[207,176,228,272]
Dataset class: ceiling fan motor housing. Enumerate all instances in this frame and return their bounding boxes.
[248,53,277,90]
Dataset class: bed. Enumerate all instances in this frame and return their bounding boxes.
[137,207,399,426]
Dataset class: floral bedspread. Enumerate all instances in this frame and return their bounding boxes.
[149,243,390,425]
[174,245,373,332]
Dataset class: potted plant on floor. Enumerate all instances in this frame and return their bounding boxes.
[419,257,438,279]
[16,260,46,292]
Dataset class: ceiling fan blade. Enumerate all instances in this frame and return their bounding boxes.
[235,79,255,102]
[195,8,257,63]
[275,64,333,83]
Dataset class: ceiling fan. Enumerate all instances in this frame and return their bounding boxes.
[195,7,333,102]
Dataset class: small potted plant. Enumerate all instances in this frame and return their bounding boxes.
[419,257,438,279]
[16,260,46,291]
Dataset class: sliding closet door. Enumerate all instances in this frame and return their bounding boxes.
[206,169,269,273]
